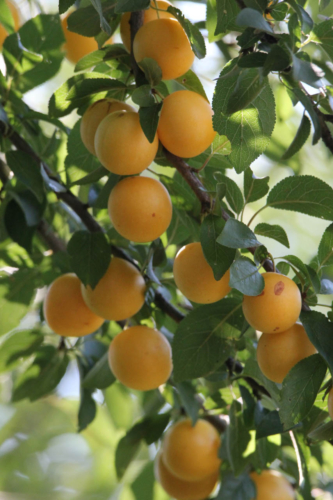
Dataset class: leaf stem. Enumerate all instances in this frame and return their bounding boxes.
[247,205,268,227]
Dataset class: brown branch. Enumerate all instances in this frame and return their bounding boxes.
[321,113,333,124]
[37,220,67,252]
[315,109,333,156]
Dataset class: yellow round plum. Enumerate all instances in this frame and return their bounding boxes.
[133,18,194,81]
[162,418,221,482]
[108,325,172,391]
[108,176,172,243]
[43,274,104,337]
[157,90,216,158]
[250,470,295,500]
[242,272,302,334]
[80,99,135,155]
[154,452,219,500]
[81,257,146,321]
[0,1,19,49]
[257,324,316,384]
[95,110,159,175]
[120,0,173,52]
[173,242,230,304]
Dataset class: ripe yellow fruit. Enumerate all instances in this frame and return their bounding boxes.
[155,452,219,500]
[133,18,194,81]
[120,0,173,53]
[43,274,104,337]
[242,273,302,334]
[81,257,146,321]
[173,242,230,304]
[250,470,295,500]
[95,111,159,175]
[157,90,216,158]
[108,325,172,391]
[257,324,316,384]
[80,99,135,155]
[108,176,172,243]
[0,1,19,49]
[61,14,101,64]
[328,388,333,420]
[162,418,221,482]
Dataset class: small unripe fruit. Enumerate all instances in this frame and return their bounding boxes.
[162,418,221,482]
[173,242,231,304]
[257,324,316,384]
[0,1,19,49]
[43,274,104,337]
[242,272,302,334]
[108,325,172,391]
[133,18,194,81]
[61,14,100,64]
[108,176,172,243]
[328,388,333,420]
[157,90,216,158]
[120,0,173,53]
[81,257,146,321]
[95,111,159,175]
[250,470,295,500]
[80,99,135,155]
[155,452,219,500]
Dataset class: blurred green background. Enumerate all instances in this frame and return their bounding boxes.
[1,0,333,498]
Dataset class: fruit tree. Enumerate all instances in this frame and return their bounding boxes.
[1,0,333,498]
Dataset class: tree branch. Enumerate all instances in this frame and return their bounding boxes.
[37,220,67,252]
[315,109,333,156]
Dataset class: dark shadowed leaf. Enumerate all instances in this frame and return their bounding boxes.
[217,218,261,249]
[301,310,333,375]
[229,257,264,296]
[201,215,236,280]
[281,114,311,160]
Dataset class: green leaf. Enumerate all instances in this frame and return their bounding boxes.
[65,120,100,184]
[292,88,321,145]
[0,0,16,33]
[92,173,120,209]
[6,151,45,203]
[227,68,266,114]
[0,329,43,373]
[139,102,162,143]
[71,166,108,187]
[215,0,241,35]
[115,413,170,479]
[287,0,313,34]
[236,8,274,33]
[301,310,333,376]
[269,2,288,21]
[59,0,76,15]
[216,472,255,500]
[292,54,323,88]
[175,69,208,101]
[90,0,112,36]
[267,175,333,221]
[78,389,97,432]
[238,52,267,68]
[172,298,244,382]
[4,200,34,252]
[255,410,284,439]
[217,218,261,249]
[0,268,37,336]
[244,168,269,204]
[67,1,116,36]
[229,256,264,296]
[66,77,127,101]
[293,433,313,500]
[200,215,236,280]
[244,0,269,12]
[132,85,155,107]
[213,59,276,173]
[82,352,115,390]
[67,231,111,289]
[263,45,291,75]
[318,223,333,269]
[9,190,45,227]
[225,400,251,475]
[138,58,162,87]
[281,114,311,160]
[242,359,281,403]
[319,0,331,11]
[217,176,244,214]
[167,6,206,59]
[12,346,69,402]
[254,223,290,248]
[279,354,327,429]
[115,0,150,13]
[314,19,333,61]
[74,44,129,72]
[175,382,201,424]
